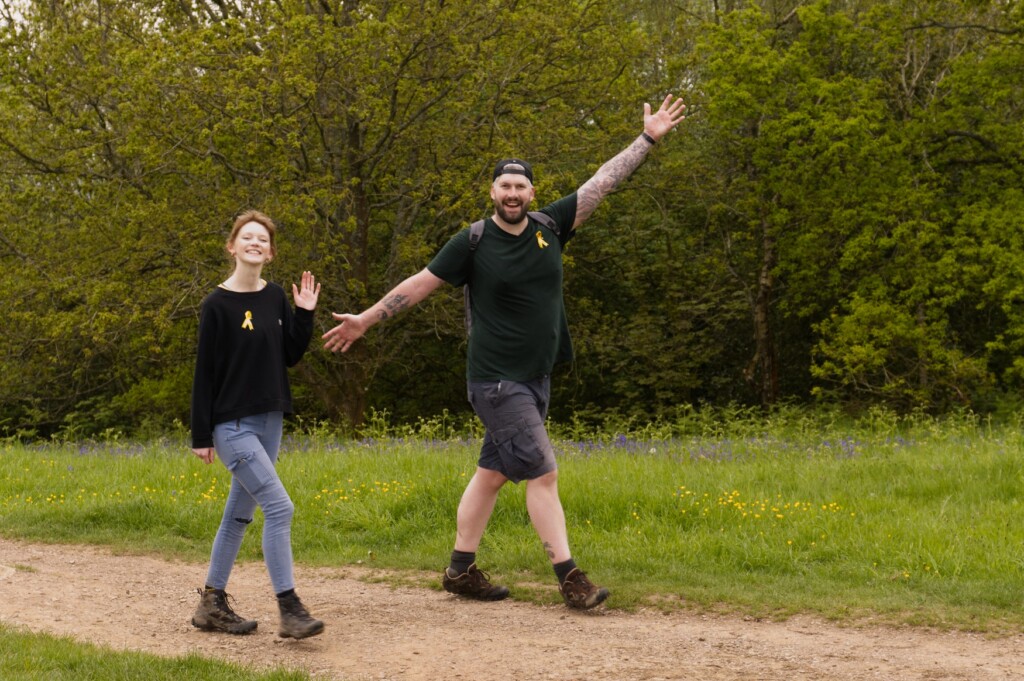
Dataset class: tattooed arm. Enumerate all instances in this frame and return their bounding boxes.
[323,267,445,353]
[573,94,687,230]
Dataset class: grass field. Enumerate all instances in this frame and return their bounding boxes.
[0,623,307,680]
[1,408,1023,676]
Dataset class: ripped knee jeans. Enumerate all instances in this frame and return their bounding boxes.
[205,412,295,594]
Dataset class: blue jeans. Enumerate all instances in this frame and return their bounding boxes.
[206,412,295,594]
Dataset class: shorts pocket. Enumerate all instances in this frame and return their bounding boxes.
[491,419,544,476]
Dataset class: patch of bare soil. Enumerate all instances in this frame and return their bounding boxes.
[0,537,1021,680]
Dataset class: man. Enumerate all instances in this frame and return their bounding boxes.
[323,94,686,609]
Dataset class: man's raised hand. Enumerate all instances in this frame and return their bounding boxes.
[644,94,686,142]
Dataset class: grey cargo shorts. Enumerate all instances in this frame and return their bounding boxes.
[467,376,556,483]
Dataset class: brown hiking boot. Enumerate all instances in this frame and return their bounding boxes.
[277,591,324,639]
[191,588,258,634]
[559,568,609,609]
[442,563,510,601]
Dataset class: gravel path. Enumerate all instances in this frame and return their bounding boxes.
[1,538,1021,680]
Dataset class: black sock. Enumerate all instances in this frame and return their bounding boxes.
[553,558,577,584]
[449,550,476,575]
[276,588,295,600]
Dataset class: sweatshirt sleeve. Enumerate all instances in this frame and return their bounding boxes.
[282,297,315,368]
[190,299,218,449]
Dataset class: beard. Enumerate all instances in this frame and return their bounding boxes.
[494,200,527,224]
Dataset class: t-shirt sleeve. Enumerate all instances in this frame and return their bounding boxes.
[427,229,472,287]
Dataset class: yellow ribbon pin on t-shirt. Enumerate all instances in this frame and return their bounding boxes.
[241,310,254,331]
[536,230,549,248]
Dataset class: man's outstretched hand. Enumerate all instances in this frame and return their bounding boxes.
[644,94,686,142]
[322,312,369,353]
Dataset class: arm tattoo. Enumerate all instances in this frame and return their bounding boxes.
[543,541,555,560]
[377,293,409,320]
[575,137,651,225]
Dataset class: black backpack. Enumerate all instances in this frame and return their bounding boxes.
[463,211,560,335]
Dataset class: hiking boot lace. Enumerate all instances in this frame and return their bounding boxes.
[559,568,609,610]
[192,588,257,634]
[442,563,510,601]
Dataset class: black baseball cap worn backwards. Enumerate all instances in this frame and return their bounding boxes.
[493,158,533,183]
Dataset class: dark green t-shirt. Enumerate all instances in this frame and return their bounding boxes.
[428,193,578,382]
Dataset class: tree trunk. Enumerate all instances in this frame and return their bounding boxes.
[747,216,779,406]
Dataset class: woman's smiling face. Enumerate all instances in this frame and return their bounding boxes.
[227,221,274,266]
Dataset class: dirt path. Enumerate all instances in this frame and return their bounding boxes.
[0,538,1021,680]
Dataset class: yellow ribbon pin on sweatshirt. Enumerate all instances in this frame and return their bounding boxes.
[535,230,549,248]
[241,310,254,331]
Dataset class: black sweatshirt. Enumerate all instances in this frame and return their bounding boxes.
[190,283,314,449]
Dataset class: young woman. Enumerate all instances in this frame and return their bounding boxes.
[189,210,323,639]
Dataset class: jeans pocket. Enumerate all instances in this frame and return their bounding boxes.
[226,450,277,497]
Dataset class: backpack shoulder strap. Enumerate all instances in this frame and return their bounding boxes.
[467,219,486,252]
[464,219,486,336]
[528,210,560,238]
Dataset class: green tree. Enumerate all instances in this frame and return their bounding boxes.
[0,0,207,436]
[808,0,1021,410]
[0,0,652,435]
[680,1,889,407]
[672,0,1020,413]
